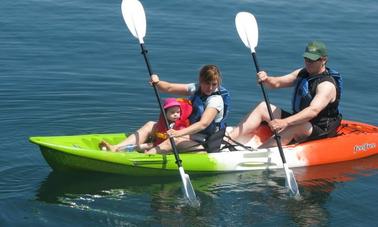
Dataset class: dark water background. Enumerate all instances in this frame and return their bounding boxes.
[1,0,377,226]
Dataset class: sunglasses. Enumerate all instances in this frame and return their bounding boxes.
[304,57,322,63]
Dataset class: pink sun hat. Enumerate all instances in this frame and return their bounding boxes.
[163,98,181,109]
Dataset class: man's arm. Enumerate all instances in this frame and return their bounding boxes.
[286,81,337,126]
[257,69,301,89]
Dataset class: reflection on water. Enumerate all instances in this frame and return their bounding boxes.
[35,155,378,225]
[295,154,378,187]
[36,172,181,204]
[292,155,378,226]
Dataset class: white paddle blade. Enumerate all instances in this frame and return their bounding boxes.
[235,12,259,53]
[179,167,200,207]
[284,165,300,198]
[121,0,146,43]
[184,174,200,207]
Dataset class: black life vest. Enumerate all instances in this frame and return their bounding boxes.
[292,67,342,122]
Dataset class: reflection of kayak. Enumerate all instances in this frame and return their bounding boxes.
[36,171,183,204]
[29,120,378,176]
[295,154,378,186]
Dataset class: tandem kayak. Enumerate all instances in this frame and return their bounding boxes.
[29,120,378,176]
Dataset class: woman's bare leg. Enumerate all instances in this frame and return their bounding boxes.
[258,122,313,148]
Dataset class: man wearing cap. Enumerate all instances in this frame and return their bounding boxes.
[229,40,342,147]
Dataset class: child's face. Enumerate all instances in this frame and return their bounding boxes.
[166,106,181,122]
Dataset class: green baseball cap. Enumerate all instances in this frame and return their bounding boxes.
[303,41,327,60]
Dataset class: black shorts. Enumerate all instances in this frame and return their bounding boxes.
[190,128,226,153]
[280,109,341,141]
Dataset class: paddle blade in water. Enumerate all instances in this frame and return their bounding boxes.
[184,173,200,207]
[284,165,300,198]
[235,12,259,52]
[121,0,146,43]
[179,167,200,207]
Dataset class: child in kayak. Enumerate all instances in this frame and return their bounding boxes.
[145,64,230,154]
[99,98,192,152]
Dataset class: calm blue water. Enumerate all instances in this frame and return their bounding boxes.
[1,0,377,226]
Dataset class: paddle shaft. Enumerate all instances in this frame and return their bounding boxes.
[251,52,287,164]
[139,43,182,166]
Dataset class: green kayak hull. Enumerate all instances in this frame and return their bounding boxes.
[30,134,219,176]
[30,120,378,176]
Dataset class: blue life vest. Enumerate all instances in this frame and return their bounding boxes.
[292,67,342,114]
[189,86,231,135]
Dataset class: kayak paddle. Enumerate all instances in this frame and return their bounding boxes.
[121,0,199,207]
[235,12,300,198]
